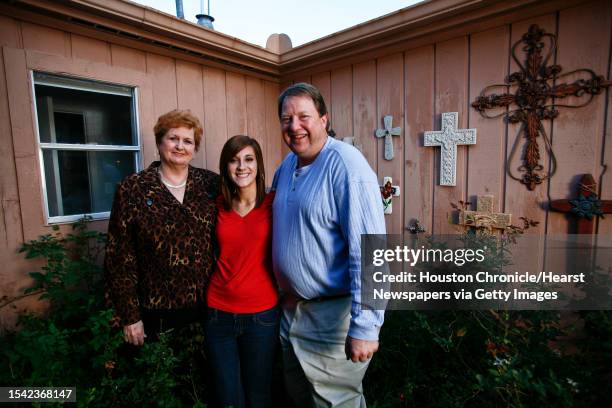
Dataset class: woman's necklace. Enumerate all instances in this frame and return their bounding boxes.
[158,168,187,189]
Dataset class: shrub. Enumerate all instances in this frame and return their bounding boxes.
[0,220,209,407]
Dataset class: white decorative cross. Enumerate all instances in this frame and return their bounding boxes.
[380,176,400,215]
[424,112,477,186]
[375,115,401,160]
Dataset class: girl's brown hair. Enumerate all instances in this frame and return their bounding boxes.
[219,135,266,209]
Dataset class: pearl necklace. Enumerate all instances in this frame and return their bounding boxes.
[158,168,187,189]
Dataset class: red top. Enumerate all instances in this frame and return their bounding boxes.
[206,192,278,313]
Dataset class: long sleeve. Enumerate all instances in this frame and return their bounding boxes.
[336,164,386,341]
[273,138,387,341]
[104,179,141,326]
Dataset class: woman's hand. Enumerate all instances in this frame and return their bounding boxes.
[123,320,146,346]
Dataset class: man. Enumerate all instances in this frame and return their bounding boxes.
[272,83,386,407]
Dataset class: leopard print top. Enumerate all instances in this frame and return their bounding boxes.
[104,161,219,326]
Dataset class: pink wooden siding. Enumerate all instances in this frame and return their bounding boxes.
[0,0,610,325]
[0,10,281,325]
[281,1,612,238]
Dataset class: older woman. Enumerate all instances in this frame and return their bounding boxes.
[105,109,218,345]
[205,135,278,408]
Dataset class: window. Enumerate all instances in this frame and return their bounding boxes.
[32,72,141,223]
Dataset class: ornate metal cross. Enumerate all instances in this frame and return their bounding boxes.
[550,174,612,234]
[459,195,512,231]
[380,177,400,214]
[424,112,477,186]
[472,24,612,191]
[375,115,401,160]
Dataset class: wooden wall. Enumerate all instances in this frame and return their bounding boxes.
[1,0,611,326]
[0,15,281,326]
[282,0,612,248]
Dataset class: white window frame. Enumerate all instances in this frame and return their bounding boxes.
[31,71,142,224]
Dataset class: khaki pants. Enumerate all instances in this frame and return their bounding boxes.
[280,295,370,408]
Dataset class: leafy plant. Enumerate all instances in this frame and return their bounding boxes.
[0,219,210,407]
[363,211,605,407]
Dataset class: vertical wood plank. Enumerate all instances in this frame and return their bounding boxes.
[352,61,377,170]
[377,53,404,235]
[20,22,70,57]
[279,80,293,158]
[0,48,23,246]
[311,71,331,113]
[226,72,247,137]
[467,27,510,207]
[71,34,111,65]
[264,80,281,185]
[405,46,435,233]
[504,17,556,277]
[331,66,353,138]
[433,37,469,234]
[203,67,227,173]
[3,47,44,240]
[0,15,21,48]
[136,83,156,169]
[111,44,146,72]
[547,1,611,235]
[0,47,32,326]
[504,16,555,236]
[600,14,612,235]
[176,60,205,168]
[146,53,177,164]
[1,43,61,326]
[246,76,267,174]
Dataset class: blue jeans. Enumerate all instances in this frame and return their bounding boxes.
[205,306,280,408]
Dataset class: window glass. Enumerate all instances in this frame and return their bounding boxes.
[42,150,135,217]
[35,84,135,146]
[33,72,140,222]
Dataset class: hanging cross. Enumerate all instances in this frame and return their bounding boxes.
[424,112,477,186]
[407,219,426,234]
[549,174,612,234]
[459,195,512,231]
[472,24,612,191]
[375,115,401,160]
[380,177,400,215]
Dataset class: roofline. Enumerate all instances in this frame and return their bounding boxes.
[10,0,280,77]
[7,0,589,81]
[278,0,586,76]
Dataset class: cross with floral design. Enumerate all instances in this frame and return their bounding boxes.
[549,174,611,234]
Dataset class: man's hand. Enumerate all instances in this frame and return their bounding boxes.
[345,336,379,363]
[123,320,146,346]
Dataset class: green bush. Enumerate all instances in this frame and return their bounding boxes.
[0,220,209,407]
[365,310,581,407]
[364,232,610,407]
[1,220,609,407]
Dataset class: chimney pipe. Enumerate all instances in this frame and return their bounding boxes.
[196,0,214,30]
[175,0,184,19]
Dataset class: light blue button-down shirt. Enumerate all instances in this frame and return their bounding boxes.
[272,137,386,340]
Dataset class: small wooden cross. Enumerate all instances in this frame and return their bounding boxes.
[549,174,611,234]
[380,177,400,215]
[424,112,477,186]
[459,195,511,231]
[375,115,401,160]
